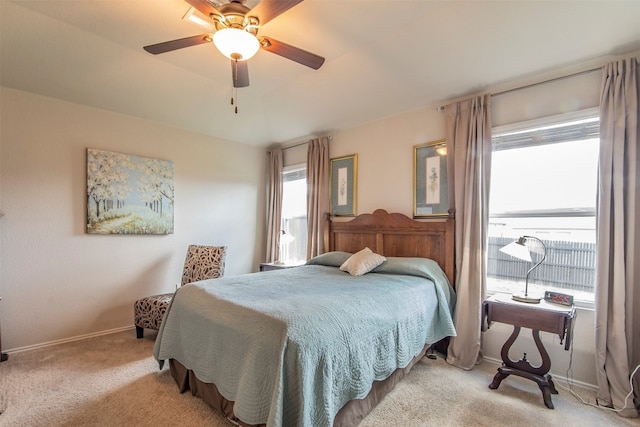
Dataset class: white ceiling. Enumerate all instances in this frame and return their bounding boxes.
[2,0,640,147]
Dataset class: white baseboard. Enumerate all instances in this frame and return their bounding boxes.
[4,326,136,355]
[481,356,598,391]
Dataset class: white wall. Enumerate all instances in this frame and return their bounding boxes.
[0,87,265,352]
[328,69,602,386]
[331,108,446,215]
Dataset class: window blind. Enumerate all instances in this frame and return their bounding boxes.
[493,118,599,151]
[283,166,306,182]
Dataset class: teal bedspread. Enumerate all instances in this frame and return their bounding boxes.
[153,257,456,427]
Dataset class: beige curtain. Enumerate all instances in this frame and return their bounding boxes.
[266,147,283,263]
[595,57,640,418]
[306,137,330,259]
[444,95,492,370]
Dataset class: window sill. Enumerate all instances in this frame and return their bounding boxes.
[485,289,594,310]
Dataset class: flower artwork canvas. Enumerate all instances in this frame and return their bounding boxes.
[86,148,174,234]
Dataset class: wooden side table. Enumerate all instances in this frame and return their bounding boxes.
[483,293,575,409]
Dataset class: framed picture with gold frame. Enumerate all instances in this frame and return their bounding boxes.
[414,140,449,217]
[330,154,358,216]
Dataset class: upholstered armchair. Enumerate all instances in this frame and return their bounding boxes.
[134,245,227,338]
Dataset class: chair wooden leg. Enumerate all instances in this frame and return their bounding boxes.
[135,326,144,339]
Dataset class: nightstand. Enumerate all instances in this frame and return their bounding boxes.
[483,293,575,409]
[259,262,302,272]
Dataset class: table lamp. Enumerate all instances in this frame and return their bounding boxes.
[499,235,547,303]
[275,230,295,265]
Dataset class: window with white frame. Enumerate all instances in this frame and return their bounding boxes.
[488,108,599,303]
[281,164,307,264]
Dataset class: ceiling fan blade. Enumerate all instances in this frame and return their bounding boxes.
[259,36,325,70]
[248,0,303,26]
[143,34,212,55]
[184,0,223,21]
[231,60,250,88]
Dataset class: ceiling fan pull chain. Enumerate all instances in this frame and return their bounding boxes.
[230,87,238,114]
[232,59,239,114]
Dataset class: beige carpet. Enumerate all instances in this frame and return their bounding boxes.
[0,330,638,427]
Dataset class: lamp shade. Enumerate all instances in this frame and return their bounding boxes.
[280,230,294,245]
[499,237,532,262]
[213,28,260,61]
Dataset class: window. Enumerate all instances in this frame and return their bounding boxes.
[487,109,599,303]
[281,164,307,264]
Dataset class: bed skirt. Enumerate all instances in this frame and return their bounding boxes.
[168,343,430,427]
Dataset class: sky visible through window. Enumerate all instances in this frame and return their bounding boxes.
[282,178,307,219]
[490,138,599,215]
[281,177,308,263]
[488,132,599,302]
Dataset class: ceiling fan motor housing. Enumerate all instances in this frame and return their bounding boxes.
[213,1,258,36]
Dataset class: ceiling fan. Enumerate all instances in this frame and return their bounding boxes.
[143,0,325,89]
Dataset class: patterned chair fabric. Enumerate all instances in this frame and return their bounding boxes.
[134,245,226,338]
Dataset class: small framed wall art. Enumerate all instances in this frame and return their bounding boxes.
[414,140,449,217]
[330,154,358,216]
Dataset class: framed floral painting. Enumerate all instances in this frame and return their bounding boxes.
[414,140,449,217]
[330,154,357,216]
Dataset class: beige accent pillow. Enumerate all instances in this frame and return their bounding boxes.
[339,247,386,276]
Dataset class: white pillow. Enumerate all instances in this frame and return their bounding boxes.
[339,247,386,276]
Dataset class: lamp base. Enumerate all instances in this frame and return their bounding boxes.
[511,293,541,304]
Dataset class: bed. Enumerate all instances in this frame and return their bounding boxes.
[153,209,456,427]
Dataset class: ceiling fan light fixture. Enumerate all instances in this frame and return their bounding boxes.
[213,28,260,61]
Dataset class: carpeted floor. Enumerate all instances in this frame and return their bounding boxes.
[0,330,638,426]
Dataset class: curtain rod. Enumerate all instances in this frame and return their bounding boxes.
[267,141,307,154]
[280,135,333,151]
[490,66,601,97]
[477,53,638,100]
[282,140,309,150]
[437,54,640,109]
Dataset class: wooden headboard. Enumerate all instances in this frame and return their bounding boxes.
[324,209,456,288]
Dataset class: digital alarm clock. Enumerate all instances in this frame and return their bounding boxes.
[544,291,574,306]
